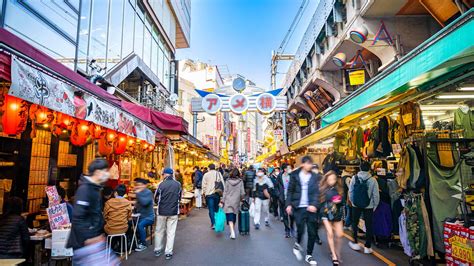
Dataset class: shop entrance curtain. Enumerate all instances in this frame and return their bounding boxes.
[322,10,474,127]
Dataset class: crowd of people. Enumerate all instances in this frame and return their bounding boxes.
[197,157,380,266]
[0,156,381,265]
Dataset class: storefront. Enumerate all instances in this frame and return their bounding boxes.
[287,10,474,265]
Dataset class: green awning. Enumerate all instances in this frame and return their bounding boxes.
[322,10,474,127]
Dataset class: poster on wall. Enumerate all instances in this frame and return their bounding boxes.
[85,97,116,130]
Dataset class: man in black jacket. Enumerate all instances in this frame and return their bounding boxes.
[193,166,203,209]
[244,166,256,199]
[285,156,320,265]
[154,168,182,260]
[67,159,110,252]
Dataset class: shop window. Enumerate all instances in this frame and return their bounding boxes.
[151,39,158,75]
[334,1,347,24]
[88,0,109,68]
[134,14,144,59]
[326,11,337,37]
[143,28,152,67]
[107,0,124,70]
[158,46,164,84]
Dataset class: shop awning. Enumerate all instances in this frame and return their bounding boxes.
[290,122,341,151]
[121,101,188,134]
[322,10,474,127]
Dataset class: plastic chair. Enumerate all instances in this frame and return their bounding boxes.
[106,233,128,262]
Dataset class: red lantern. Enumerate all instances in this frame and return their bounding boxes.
[93,125,106,139]
[51,112,73,136]
[1,95,28,135]
[98,136,113,156]
[106,130,117,143]
[114,134,127,155]
[70,120,91,146]
[147,145,155,152]
[29,105,54,124]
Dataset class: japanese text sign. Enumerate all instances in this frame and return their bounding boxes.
[47,203,70,230]
[46,186,61,206]
[201,94,222,114]
[256,93,277,114]
[229,94,248,114]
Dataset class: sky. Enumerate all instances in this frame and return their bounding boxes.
[176,0,319,90]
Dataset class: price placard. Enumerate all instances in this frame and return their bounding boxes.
[47,203,70,230]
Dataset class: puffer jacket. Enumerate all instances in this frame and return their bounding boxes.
[0,215,29,259]
[244,170,256,190]
[66,175,104,249]
[285,168,321,209]
[103,197,132,235]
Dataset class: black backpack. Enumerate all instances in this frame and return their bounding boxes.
[353,176,370,208]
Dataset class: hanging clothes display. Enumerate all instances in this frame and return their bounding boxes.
[399,101,423,139]
[436,133,455,167]
[427,156,464,252]
[399,210,412,257]
[453,107,474,138]
[407,145,421,190]
[373,201,392,238]
[396,146,411,189]
[403,193,434,258]
[375,116,392,157]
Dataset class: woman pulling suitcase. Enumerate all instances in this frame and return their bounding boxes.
[220,168,246,239]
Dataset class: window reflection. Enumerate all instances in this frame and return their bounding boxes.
[134,14,144,59]
[77,0,91,71]
[143,28,151,67]
[107,0,125,70]
[122,1,135,58]
[89,0,109,67]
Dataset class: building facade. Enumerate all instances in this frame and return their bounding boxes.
[280,0,465,145]
[0,0,191,114]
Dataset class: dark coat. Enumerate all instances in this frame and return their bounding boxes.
[66,175,104,249]
[193,170,203,188]
[0,215,29,259]
[155,176,182,216]
[285,168,321,209]
[244,170,256,190]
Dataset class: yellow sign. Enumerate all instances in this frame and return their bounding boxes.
[349,70,365,85]
[298,119,308,127]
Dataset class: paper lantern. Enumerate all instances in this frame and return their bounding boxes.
[51,112,73,136]
[98,136,113,156]
[70,120,91,146]
[30,105,54,124]
[93,125,106,139]
[107,130,117,143]
[147,145,155,153]
[1,95,28,135]
[349,25,368,44]
[114,134,127,155]
[332,53,346,68]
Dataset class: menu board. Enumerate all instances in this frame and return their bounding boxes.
[46,203,70,230]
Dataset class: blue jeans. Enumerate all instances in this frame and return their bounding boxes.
[137,216,154,245]
[206,194,219,226]
[344,205,352,227]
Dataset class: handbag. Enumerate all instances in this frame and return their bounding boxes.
[214,172,224,196]
[263,188,271,199]
[214,207,226,233]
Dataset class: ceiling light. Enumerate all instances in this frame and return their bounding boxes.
[436,93,474,99]
[421,105,466,110]
[458,85,474,91]
[321,138,335,145]
[422,111,446,116]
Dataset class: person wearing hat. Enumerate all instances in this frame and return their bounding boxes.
[134,177,155,252]
[154,168,182,260]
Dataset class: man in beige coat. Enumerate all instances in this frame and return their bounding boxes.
[202,164,224,229]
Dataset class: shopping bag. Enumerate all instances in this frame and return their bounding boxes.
[214,207,226,233]
[249,201,255,217]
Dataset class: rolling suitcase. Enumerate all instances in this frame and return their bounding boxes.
[239,200,250,235]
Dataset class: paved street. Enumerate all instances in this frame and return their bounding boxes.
[125,208,406,265]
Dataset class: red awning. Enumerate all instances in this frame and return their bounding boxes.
[0,28,121,106]
[121,101,188,134]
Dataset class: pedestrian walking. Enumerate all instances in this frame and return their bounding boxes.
[252,168,273,229]
[244,166,256,199]
[286,156,320,265]
[154,168,182,260]
[202,163,224,229]
[220,168,245,239]
[278,163,295,238]
[193,166,204,209]
[348,160,380,254]
[269,167,281,219]
[320,171,344,265]
[67,159,118,264]
[134,178,155,252]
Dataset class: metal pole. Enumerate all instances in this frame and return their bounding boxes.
[282,111,287,146]
[193,112,198,137]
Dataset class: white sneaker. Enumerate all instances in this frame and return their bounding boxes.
[364,247,373,254]
[292,243,303,261]
[348,241,361,251]
[305,255,317,265]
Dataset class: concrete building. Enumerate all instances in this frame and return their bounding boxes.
[280,0,466,145]
[0,0,191,115]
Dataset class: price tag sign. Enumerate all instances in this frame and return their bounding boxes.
[47,203,70,230]
[45,186,61,206]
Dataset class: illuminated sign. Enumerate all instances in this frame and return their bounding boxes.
[201,94,222,114]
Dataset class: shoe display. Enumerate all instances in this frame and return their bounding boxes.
[348,241,361,251]
[292,243,303,261]
[364,247,373,254]
[305,255,317,265]
[135,244,147,252]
